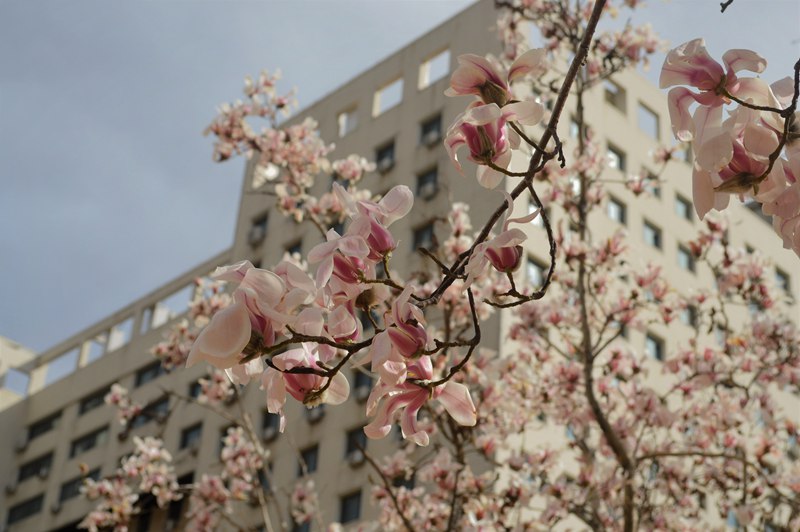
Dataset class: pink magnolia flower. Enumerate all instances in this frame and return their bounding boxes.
[261,343,350,431]
[446,49,547,107]
[364,357,477,446]
[464,194,539,287]
[446,103,531,189]
[660,39,769,143]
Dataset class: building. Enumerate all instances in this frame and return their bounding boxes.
[1,1,798,530]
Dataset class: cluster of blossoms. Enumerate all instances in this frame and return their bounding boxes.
[661,39,800,255]
[444,49,546,188]
[104,383,143,427]
[80,437,181,531]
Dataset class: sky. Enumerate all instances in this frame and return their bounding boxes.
[1,0,798,354]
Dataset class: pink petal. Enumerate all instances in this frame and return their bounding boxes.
[378,185,414,226]
[692,167,715,220]
[476,165,504,189]
[508,48,547,82]
[212,260,254,283]
[438,382,477,426]
[187,300,250,369]
[325,372,350,405]
[502,100,544,126]
[722,48,767,75]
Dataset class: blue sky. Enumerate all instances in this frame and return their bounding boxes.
[1,0,798,353]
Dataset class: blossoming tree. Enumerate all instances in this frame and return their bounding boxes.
[80,0,800,530]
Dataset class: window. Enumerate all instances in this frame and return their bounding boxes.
[293,522,311,532]
[18,452,53,483]
[681,305,698,327]
[604,79,626,112]
[60,468,101,502]
[305,404,325,424]
[607,144,627,171]
[643,170,661,198]
[645,333,665,361]
[262,411,281,441]
[416,167,438,200]
[643,221,662,249]
[337,107,358,137]
[345,427,367,465]
[298,444,319,476]
[70,426,109,458]
[569,118,580,139]
[248,212,268,248]
[135,361,165,387]
[420,114,442,146]
[776,268,791,295]
[340,490,362,523]
[638,103,660,139]
[375,141,395,173]
[412,223,435,251]
[28,411,61,441]
[607,196,627,225]
[7,494,43,525]
[166,473,193,528]
[180,423,203,450]
[373,77,403,116]
[258,466,272,494]
[130,396,170,429]
[677,245,696,273]
[353,370,373,402]
[188,380,202,399]
[419,49,450,89]
[527,257,545,287]
[79,386,111,415]
[675,195,692,221]
[286,240,303,257]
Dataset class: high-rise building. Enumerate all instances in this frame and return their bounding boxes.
[1,2,797,530]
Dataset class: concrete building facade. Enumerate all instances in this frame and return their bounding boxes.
[1,1,797,530]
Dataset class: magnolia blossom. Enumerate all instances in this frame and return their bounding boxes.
[261,343,350,431]
[365,357,477,446]
[660,38,769,143]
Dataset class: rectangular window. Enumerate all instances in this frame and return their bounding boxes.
[607,196,627,225]
[419,49,450,89]
[675,194,693,221]
[188,380,202,399]
[340,490,362,523]
[7,494,43,525]
[643,221,663,249]
[337,107,358,138]
[373,77,404,116]
[285,240,303,257]
[412,223,435,251]
[18,452,53,483]
[298,444,319,476]
[345,428,367,465]
[645,333,665,361]
[248,211,269,248]
[70,426,109,458]
[604,80,626,112]
[527,257,545,287]
[130,396,170,429]
[59,468,101,502]
[262,411,281,442]
[353,370,373,402]
[180,423,203,450]
[677,245,696,273]
[637,103,660,139]
[375,141,395,173]
[79,386,111,415]
[776,268,791,295]
[305,403,325,424]
[416,167,438,200]
[135,361,165,388]
[680,305,698,327]
[607,144,627,171]
[420,114,442,146]
[28,411,61,441]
